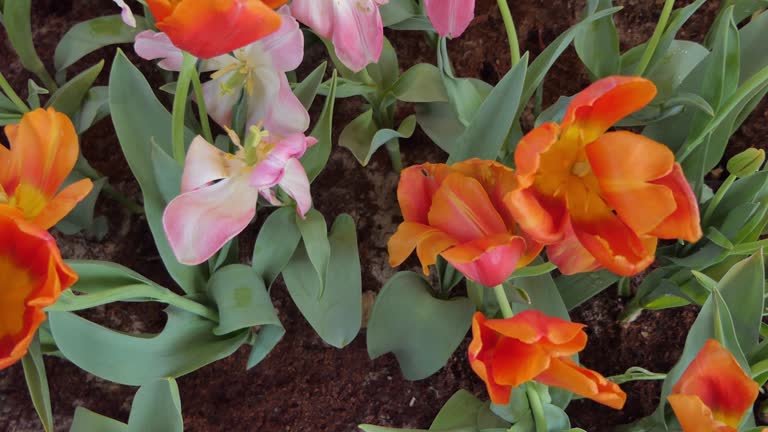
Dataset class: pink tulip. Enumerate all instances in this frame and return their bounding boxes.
[114,0,136,27]
[290,0,389,72]
[424,0,476,38]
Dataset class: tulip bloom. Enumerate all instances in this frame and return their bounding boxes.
[424,0,475,38]
[507,76,702,276]
[469,310,626,408]
[114,0,136,27]
[0,108,93,230]
[145,0,286,59]
[163,128,316,265]
[0,207,78,369]
[388,159,542,287]
[668,339,759,432]
[291,0,388,72]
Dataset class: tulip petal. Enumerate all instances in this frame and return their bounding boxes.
[424,0,475,38]
[649,164,702,242]
[277,158,312,217]
[468,312,514,405]
[181,136,240,193]
[667,394,735,432]
[263,73,311,135]
[261,7,305,72]
[134,30,185,71]
[450,159,518,224]
[441,233,525,287]
[504,187,564,244]
[535,357,627,409]
[201,67,242,128]
[163,174,259,265]
[0,143,14,189]
[397,163,451,225]
[290,0,335,39]
[547,217,602,275]
[492,337,551,387]
[562,76,657,144]
[514,122,560,186]
[31,179,94,230]
[330,0,385,72]
[483,309,587,349]
[387,221,457,273]
[250,134,313,189]
[113,0,137,27]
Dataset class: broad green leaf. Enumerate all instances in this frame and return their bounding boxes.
[21,336,53,432]
[293,61,327,110]
[127,379,183,432]
[556,270,619,310]
[645,41,709,100]
[388,16,435,31]
[62,260,162,292]
[74,86,110,134]
[70,408,127,432]
[49,307,248,386]
[109,51,205,293]
[251,206,302,287]
[739,8,768,83]
[718,251,764,354]
[415,101,465,154]
[430,390,508,431]
[301,72,338,182]
[150,140,182,205]
[282,214,362,347]
[368,38,399,89]
[510,262,557,279]
[367,272,475,380]
[296,209,331,287]
[341,112,417,166]
[381,0,419,26]
[56,175,107,237]
[574,0,620,78]
[55,15,147,71]
[3,0,56,89]
[46,61,104,118]
[392,63,448,103]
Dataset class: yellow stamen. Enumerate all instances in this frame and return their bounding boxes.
[571,161,592,178]
[9,183,47,219]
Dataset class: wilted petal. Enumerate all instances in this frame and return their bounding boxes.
[535,357,627,409]
[424,0,475,38]
[261,7,305,71]
[277,158,312,217]
[244,66,282,129]
[134,30,185,71]
[113,0,137,27]
[180,136,238,193]
[201,69,241,127]
[250,134,313,189]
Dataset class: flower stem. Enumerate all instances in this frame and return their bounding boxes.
[526,383,548,432]
[0,71,30,113]
[633,0,676,76]
[701,174,736,227]
[171,52,198,164]
[493,284,514,318]
[496,0,521,66]
[191,67,214,144]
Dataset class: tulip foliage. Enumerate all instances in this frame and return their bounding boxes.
[0,0,767,430]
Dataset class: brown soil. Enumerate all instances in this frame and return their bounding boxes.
[1,0,766,431]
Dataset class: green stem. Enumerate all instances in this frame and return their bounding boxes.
[701,174,736,226]
[162,291,219,322]
[493,284,514,318]
[0,70,29,113]
[191,67,214,144]
[633,0,675,76]
[526,384,547,432]
[496,0,521,66]
[172,52,198,164]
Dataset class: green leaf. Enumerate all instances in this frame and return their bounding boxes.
[574,0,620,78]
[49,307,248,386]
[301,71,338,182]
[48,60,104,117]
[381,0,419,26]
[251,206,302,288]
[109,50,205,293]
[367,272,475,380]
[431,390,487,430]
[293,61,327,110]
[645,41,709,100]
[510,262,557,279]
[718,251,764,354]
[127,379,183,432]
[296,209,331,287]
[55,175,107,237]
[70,408,127,432]
[740,10,768,82]
[415,101,466,154]
[392,63,448,103]
[55,15,147,71]
[3,0,56,90]
[27,79,48,109]
[21,336,53,432]
[73,86,110,134]
[368,38,399,89]
[556,270,620,310]
[282,214,362,347]
[341,112,417,166]
[150,140,183,204]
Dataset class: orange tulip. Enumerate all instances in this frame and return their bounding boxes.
[146,0,287,59]
[388,159,542,287]
[468,310,626,408]
[506,76,702,276]
[1,108,93,230]
[668,339,759,432]
[0,207,77,369]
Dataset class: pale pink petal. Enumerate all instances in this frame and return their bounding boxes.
[260,188,282,206]
[290,0,335,39]
[260,7,305,72]
[331,0,385,72]
[277,158,313,217]
[113,0,136,28]
[262,74,310,135]
[425,0,475,38]
[250,134,316,189]
[202,71,242,127]
[243,66,282,128]
[163,174,259,265]
[181,136,241,193]
[134,31,184,71]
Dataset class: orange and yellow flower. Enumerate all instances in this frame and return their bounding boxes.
[1,108,93,230]
[468,310,626,408]
[0,207,77,369]
[668,339,759,432]
[146,0,287,59]
[388,159,542,287]
[506,76,702,276]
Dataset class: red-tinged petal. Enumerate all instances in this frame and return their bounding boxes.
[566,182,656,276]
[397,163,452,224]
[424,0,475,38]
[468,312,514,404]
[668,394,737,432]
[30,179,93,230]
[0,137,15,190]
[484,309,587,352]
[536,357,627,409]
[155,0,283,59]
[671,339,759,428]
[587,131,677,235]
[329,0,385,72]
[562,76,657,144]
[504,187,565,244]
[250,134,313,189]
[514,122,560,186]
[547,217,602,275]
[450,159,519,225]
[163,174,259,265]
[517,231,545,269]
[441,233,525,287]
[428,173,507,243]
[650,164,703,242]
[387,222,458,274]
[492,337,551,387]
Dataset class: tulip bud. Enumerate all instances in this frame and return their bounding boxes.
[727,148,765,177]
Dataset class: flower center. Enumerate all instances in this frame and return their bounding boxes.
[8,183,47,220]
[571,161,592,178]
[212,50,267,97]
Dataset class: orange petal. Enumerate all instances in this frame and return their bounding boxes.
[387,221,457,274]
[546,216,602,275]
[535,357,627,410]
[504,187,565,244]
[562,76,657,144]
[262,0,288,8]
[428,173,507,242]
[492,337,552,387]
[155,0,283,59]
[397,163,451,224]
[483,309,587,353]
[30,178,94,230]
[8,108,79,199]
[441,233,526,287]
[668,394,737,432]
[450,159,518,211]
[514,122,560,186]
[145,0,176,22]
[468,312,514,404]
[0,142,16,191]
[566,182,656,276]
[671,339,759,429]
[649,164,702,243]
[587,131,677,235]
